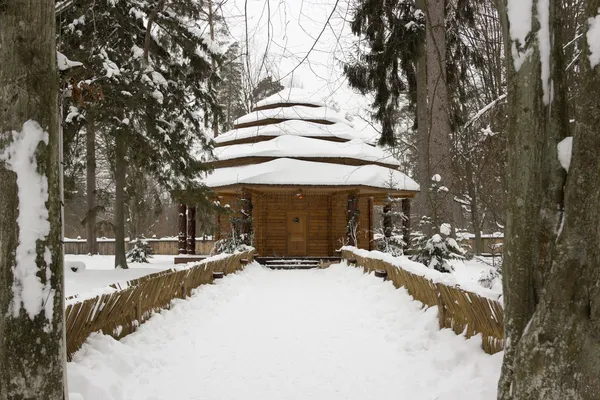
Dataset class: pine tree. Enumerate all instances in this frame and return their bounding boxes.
[217,43,247,131]
[343,0,425,147]
[57,0,223,268]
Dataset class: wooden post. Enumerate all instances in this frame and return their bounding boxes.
[346,192,359,246]
[327,194,333,256]
[187,205,196,254]
[402,198,411,247]
[177,203,187,254]
[368,197,374,251]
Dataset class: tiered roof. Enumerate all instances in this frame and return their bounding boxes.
[206,88,419,194]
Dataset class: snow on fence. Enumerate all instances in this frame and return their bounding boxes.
[340,247,504,355]
[64,249,255,359]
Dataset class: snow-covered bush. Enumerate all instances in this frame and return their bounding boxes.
[479,257,503,289]
[126,239,153,263]
[411,224,466,273]
[374,229,405,256]
[213,229,253,255]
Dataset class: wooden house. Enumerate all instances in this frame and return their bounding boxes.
[181,89,419,259]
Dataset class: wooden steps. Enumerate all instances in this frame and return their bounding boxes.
[255,257,341,270]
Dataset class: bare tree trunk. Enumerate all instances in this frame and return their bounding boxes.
[86,113,98,255]
[424,0,454,231]
[114,130,128,269]
[498,0,574,397]
[0,0,66,397]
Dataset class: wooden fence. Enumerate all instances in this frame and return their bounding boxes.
[341,248,504,355]
[64,238,215,255]
[65,249,254,359]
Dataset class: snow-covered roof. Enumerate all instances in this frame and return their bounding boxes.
[215,120,376,145]
[254,88,326,109]
[214,135,399,166]
[233,105,353,128]
[205,158,419,191]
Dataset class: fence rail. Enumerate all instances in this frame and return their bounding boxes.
[65,249,254,359]
[64,238,215,255]
[341,248,504,355]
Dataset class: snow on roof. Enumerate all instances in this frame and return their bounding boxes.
[254,87,326,109]
[204,158,419,191]
[214,135,400,166]
[233,105,353,128]
[215,120,375,145]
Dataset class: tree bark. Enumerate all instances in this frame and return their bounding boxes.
[114,129,128,269]
[0,0,66,397]
[424,0,455,231]
[498,0,575,397]
[86,113,98,255]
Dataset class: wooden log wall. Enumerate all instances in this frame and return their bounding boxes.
[340,248,504,355]
[65,249,255,359]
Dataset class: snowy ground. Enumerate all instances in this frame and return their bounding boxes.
[68,262,502,400]
[65,255,176,298]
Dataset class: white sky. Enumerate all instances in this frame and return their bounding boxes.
[219,0,377,135]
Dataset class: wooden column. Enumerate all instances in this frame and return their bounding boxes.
[177,203,187,254]
[187,205,196,254]
[327,194,333,256]
[346,192,359,246]
[402,198,411,247]
[368,197,373,251]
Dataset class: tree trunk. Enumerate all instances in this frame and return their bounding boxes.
[401,199,411,247]
[465,162,483,255]
[86,113,98,255]
[0,0,66,397]
[208,0,219,138]
[114,130,128,269]
[187,206,196,255]
[424,0,455,231]
[178,203,187,254]
[498,0,574,397]
[414,0,430,234]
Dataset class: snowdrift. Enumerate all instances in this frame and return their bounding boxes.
[64,249,255,359]
[340,247,504,355]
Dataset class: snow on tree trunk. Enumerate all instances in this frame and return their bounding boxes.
[498,0,591,397]
[114,129,128,269]
[424,0,455,231]
[0,1,66,397]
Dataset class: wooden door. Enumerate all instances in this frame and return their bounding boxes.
[287,211,307,256]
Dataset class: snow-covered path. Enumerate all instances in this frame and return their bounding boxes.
[68,263,501,400]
